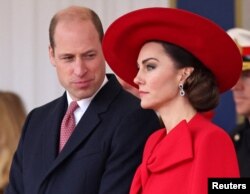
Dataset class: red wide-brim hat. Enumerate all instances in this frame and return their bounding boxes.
[102,7,242,93]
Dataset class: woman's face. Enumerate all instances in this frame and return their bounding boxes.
[134,42,183,111]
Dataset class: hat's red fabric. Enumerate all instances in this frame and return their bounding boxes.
[102,7,242,93]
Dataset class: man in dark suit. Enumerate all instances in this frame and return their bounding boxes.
[5,6,160,194]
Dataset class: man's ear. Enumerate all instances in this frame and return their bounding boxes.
[48,45,56,67]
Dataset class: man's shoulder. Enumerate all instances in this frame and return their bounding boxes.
[29,95,65,115]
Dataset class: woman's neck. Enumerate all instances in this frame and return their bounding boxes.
[156,98,197,134]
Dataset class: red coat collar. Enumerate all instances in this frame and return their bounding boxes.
[144,119,194,173]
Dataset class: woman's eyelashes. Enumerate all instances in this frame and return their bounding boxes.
[145,63,156,71]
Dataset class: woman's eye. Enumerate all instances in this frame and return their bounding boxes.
[146,64,155,71]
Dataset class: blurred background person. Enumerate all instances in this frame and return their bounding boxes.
[0,91,26,193]
[227,28,250,177]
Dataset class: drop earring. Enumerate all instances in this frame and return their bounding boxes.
[179,83,185,96]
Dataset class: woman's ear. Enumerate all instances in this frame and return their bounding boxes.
[180,67,194,81]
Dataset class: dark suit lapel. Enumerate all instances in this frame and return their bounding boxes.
[58,75,121,159]
[42,94,67,168]
[39,74,122,185]
[55,107,101,161]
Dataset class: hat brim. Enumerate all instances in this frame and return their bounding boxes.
[103,7,242,93]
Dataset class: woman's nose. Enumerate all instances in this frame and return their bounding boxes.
[134,71,144,86]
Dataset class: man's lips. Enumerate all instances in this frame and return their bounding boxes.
[72,79,93,88]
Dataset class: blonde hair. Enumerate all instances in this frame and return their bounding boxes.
[0,91,26,191]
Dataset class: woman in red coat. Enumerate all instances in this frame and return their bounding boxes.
[102,8,241,194]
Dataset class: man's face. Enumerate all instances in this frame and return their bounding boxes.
[232,70,250,117]
[49,20,106,101]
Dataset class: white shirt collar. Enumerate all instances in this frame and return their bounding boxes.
[65,76,108,124]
